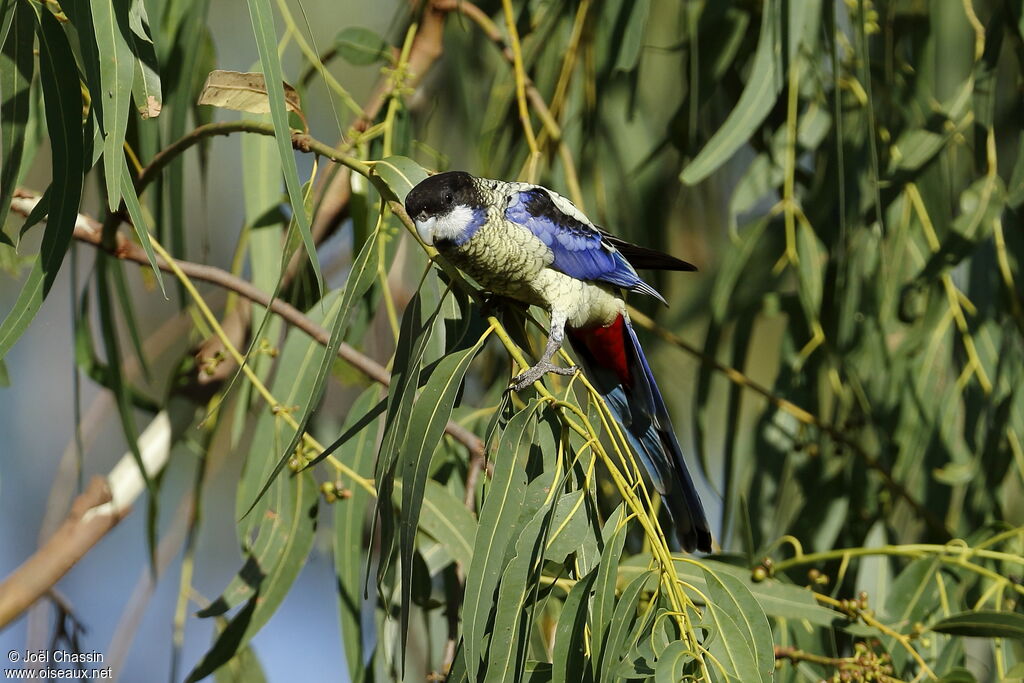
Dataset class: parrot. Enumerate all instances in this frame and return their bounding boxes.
[405,171,712,553]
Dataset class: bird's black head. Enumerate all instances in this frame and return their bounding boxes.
[405,171,485,246]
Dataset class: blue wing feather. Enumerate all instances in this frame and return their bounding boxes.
[505,189,665,301]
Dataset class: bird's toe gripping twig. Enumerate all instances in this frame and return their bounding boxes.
[509,361,578,392]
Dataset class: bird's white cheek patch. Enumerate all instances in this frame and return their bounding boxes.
[415,216,437,245]
[433,205,475,243]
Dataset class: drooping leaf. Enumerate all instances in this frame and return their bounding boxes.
[334,386,381,683]
[0,9,84,358]
[95,258,158,570]
[188,470,318,681]
[398,338,485,655]
[680,0,811,184]
[244,0,322,294]
[612,0,650,73]
[598,569,654,683]
[701,568,774,682]
[126,0,161,119]
[551,568,598,683]
[543,491,590,562]
[418,479,476,570]
[487,503,552,683]
[0,0,33,243]
[654,641,694,683]
[463,401,541,682]
[90,0,135,212]
[590,506,628,673]
[243,226,379,516]
[119,158,166,295]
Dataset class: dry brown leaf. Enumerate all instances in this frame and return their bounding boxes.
[196,70,302,116]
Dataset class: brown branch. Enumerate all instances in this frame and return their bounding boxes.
[0,477,128,629]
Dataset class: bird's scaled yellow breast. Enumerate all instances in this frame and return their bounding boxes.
[532,269,624,328]
[439,216,625,328]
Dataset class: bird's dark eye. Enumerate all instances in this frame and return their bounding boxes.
[444,192,454,205]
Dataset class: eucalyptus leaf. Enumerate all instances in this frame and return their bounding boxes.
[334,26,391,66]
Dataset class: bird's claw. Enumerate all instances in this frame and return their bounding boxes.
[509,361,578,392]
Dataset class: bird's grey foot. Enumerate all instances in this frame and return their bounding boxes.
[509,361,578,392]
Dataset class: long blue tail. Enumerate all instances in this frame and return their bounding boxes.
[567,315,712,552]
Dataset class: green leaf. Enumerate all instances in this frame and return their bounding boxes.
[654,641,693,683]
[937,667,978,683]
[334,26,391,66]
[372,155,429,205]
[90,0,135,212]
[126,0,161,119]
[212,637,267,683]
[613,0,650,73]
[795,220,825,320]
[543,491,590,562]
[0,0,15,48]
[701,569,774,681]
[886,559,939,618]
[188,470,317,682]
[644,557,841,626]
[463,401,541,682]
[590,507,628,673]
[930,610,1024,640]
[487,504,552,683]
[398,338,484,653]
[0,0,33,242]
[334,386,380,683]
[118,159,166,295]
[598,570,653,683]
[372,287,447,587]
[551,568,598,683]
[681,0,810,184]
[245,0,322,294]
[0,357,8,386]
[0,9,84,359]
[418,479,476,569]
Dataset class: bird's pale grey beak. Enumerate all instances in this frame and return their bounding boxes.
[414,214,436,245]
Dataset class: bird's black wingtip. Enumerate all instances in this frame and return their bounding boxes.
[677,526,713,554]
[695,528,713,554]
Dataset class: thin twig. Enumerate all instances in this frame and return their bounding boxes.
[133,120,370,194]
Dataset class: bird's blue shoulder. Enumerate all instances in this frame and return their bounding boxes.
[504,187,645,292]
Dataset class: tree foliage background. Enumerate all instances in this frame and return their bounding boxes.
[1,0,1024,680]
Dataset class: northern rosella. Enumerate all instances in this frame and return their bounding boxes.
[405,171,711,552]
